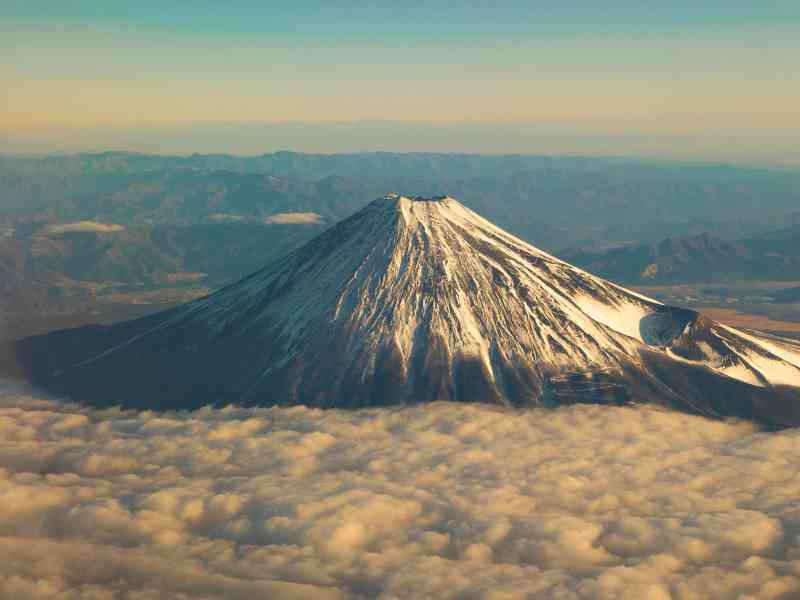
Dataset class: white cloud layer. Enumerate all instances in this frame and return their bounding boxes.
[263,212,324,225]
[43,221,125,235]
[1,383,800,599]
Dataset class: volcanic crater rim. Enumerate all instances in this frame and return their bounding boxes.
[383,193,451,203]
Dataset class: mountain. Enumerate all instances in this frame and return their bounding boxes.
[773,287,800,303]
[7,195,800,426]
[562,234,753,284]
[4,153,800,253]
[742,224,800,257]
[563,230,800,284]
[0,170,369,227]
[0,221,325,317]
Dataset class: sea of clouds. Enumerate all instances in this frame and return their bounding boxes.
[1,383,800,600]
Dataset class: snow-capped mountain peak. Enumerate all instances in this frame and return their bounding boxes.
[12,194,800,426]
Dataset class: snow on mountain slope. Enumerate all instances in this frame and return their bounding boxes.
[172,194,675,395]
[668,322,800,388]
[189,195,799,388]
[11,194,800,425]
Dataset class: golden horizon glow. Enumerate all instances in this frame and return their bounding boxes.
[2,8,799,165]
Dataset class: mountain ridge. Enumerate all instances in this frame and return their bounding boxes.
[564,229,800,284]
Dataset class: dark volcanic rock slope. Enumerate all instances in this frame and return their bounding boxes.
[10,195,800,426]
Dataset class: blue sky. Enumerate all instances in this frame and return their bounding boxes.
[2,1,799,164]
[5,1,799,37]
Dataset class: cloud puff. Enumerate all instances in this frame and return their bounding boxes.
[208,213,245,222]
[263,212,324,225]
[43,221,125,235]
[1,383,799,599]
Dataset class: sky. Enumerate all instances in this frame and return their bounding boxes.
[2,1,799,165]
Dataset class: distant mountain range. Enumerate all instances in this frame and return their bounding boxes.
[0,169,366,227]
[563,227,800,285]
[0,221,324,315]
[772,287,800,303]
[3,153,800,250]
